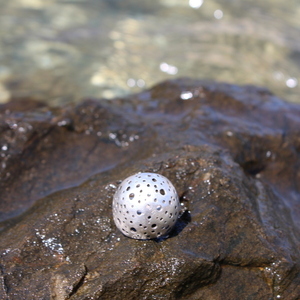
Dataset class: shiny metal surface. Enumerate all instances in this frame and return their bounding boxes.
[113,172,180,239]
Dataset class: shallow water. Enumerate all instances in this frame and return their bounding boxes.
[0,0,299,104]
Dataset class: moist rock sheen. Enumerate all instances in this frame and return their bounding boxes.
[0,78,300,299]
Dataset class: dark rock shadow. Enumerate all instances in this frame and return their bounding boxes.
[240,160,266,177]
[153,210,191,243]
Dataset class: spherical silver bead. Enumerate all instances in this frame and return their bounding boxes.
[112,172,180,239]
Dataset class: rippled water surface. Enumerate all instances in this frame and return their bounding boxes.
[0,0,299,104]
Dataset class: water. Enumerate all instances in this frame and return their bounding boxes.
[0,0,299,105]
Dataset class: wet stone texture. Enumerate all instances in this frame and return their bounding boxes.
[0,78,300,299]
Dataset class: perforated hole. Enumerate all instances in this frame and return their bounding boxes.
[160,189,165,195]
[129,193,135,200]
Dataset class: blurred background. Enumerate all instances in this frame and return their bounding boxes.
[0,0,299,105]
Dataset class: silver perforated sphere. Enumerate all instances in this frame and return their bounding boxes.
[112,172,180,239]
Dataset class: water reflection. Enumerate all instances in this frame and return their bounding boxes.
[189,0,204,9]
[0,0,299,104]
[160,62,178,75]
[214,9,223,19]
[286,77,298,88]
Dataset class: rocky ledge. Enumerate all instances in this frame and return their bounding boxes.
[0,78,299,299]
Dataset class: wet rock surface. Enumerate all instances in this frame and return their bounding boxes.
[0,78,300,299]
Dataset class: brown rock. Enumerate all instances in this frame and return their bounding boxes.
[0,79,299,299]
